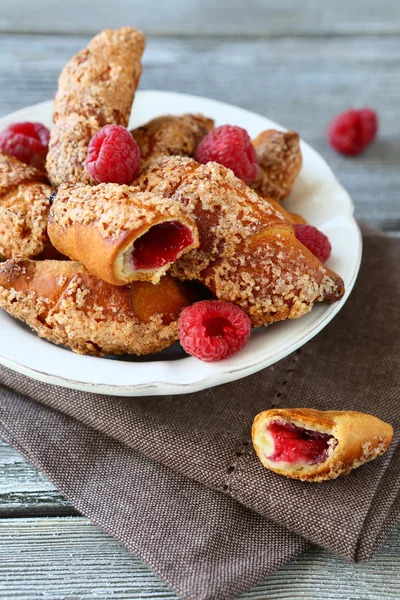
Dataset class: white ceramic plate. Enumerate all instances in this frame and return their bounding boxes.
[0,91,362,396]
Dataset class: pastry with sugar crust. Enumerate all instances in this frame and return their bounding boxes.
[46,27,145,187]
[252,408,393,482]
[260,195,306,225]
[48,183,199,285]
[0,258,197,356]
[252,130,302,201]
[131,114,214,166]
[135,156,344,327]
[0,151,53,260]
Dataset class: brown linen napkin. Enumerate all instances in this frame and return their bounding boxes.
[0,231,399,599]
[0,395,307,600]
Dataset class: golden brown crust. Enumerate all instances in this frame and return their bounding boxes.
[48,183,199,285]
[261,196,306,225]
[136,156,344,327]
[252,408,394,482]
[46,114,102,186]
[131,114,214,166]
[46,27,145,187]
[0,258,195,356]
[252,130,303,201]
[0,151,47,194]
[0,152,53,259]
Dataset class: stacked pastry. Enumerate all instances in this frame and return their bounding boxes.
[0,26,344,357]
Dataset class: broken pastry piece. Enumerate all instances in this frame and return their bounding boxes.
[252,408,393,482]
[136,156,344,327]
[46,27,145,187]
[252,130,302,201]
[0,258,197,356]
[48,183,199,285]
[0,151,53,260]
[131,114,214,166]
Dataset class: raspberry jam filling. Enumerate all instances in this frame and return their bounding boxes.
[267,421,336,465]
[132,221,194,271]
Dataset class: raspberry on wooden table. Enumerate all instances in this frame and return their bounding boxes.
[327,108,378,156]
[179,300,251,362]
[0,122,50,166]
[294,224,332,263]
[195,125,258,185]
[86,124,141,184]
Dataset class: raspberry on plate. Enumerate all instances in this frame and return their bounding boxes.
[86,124,141,184]
[0,122,50,167]
[327,108,378,156]
[195,124,258,185]
[179,300,251,362]
[294,223,331,263]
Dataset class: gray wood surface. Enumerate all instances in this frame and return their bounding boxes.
[1,509,400,599]
[1,3,400,598]
[1,0,400,36]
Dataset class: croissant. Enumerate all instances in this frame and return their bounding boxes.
[0,258,198,356]
[46,27,145,187]
[131,114,214,166]
[252,408,393,482]
[48,183,199,285]
[135,156,344,327]
[0,152,53,260]
[252,130,303,201]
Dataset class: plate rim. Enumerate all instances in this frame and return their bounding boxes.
[0,91,362,396]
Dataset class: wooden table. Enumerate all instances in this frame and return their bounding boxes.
[1,2,399,598]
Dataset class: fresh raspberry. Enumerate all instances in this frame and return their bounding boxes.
[195,125,258,185]
[294,224,332,263]
[327,108,378,156]
[0,122,50,166]
[179,300,251,362]
[86,125,141,184]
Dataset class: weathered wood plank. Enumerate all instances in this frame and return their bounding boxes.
[0,440,77,517]
[0,33,399,231]
[0,517,399,600]
[1,0,400,36]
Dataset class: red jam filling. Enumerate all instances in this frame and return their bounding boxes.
[132,221,194,270]
[267,421,336,465]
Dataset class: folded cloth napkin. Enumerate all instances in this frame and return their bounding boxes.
[0,229,399,600]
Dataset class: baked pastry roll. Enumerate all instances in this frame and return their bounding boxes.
[48,183,199,285]
[46,27,145,186]
[136,156,344,327]
[0,151,53,260]
[252,408,393,482]
[252,130,302,201]
[261,196,306,225]
[131,114,214,166]
[0,258,197,356]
